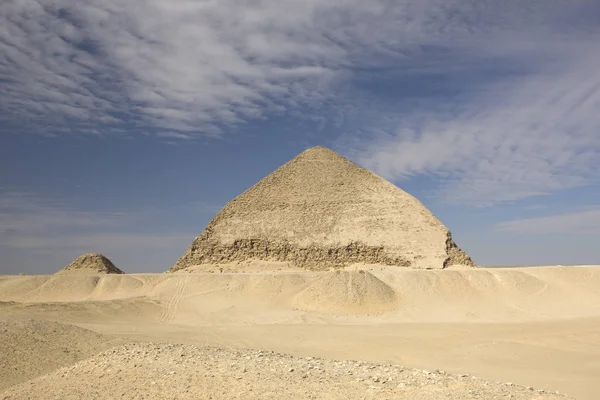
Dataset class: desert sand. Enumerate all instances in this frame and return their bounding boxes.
[2,266,600,399]
[2,148,598,398]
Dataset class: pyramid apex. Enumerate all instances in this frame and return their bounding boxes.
[297,145,346,161]
[302,145,334,152]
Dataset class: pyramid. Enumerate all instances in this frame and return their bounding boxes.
[170,146,475,272]
[56,253,124,274]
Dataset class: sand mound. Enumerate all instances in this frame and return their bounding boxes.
[57,253,123,275]
[0,319,122,390]
[171,146,474,272]
[0,275,158,303]
[234,274,308,302]
[293,270,396,314]
[1,342,570,400]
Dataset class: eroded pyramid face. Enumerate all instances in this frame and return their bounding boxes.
[171,146,474,272]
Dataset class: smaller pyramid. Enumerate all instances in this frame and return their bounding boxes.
[56,253,124,275]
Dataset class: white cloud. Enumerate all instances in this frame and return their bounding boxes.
[2,0,585,138]
[496,208,600,235]
[2,1,599,205]
[351,38,600,205]
[0,0,353,136]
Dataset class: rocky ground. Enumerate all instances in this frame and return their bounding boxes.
[2,342,570,400]
[0,319,124,390]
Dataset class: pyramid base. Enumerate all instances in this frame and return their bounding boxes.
[169,238,415,272]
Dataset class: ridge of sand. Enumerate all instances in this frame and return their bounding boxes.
[0,274,153,302]
[171,146,474,272]
[56,253,124,275]
[1,342,570,400]
[292,270,396,314]
[2,267,600,321]
[0,319,124,390]
[1,266,600,398]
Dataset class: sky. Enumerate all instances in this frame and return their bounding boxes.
[1,0,600,274]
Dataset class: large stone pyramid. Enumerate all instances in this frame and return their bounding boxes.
[56,253,124,274]
[171,146,474,272]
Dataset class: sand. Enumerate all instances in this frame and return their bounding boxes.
[1,266,600,399]
[0,319,126,390]
[1,341,570,400]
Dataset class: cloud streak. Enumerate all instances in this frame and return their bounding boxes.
[344,3,600,205]
[0,191,129,235]
[354,49,600,204]
[2,232,193,251]
[496,208,600,235]
[2,0,584,136]
[2,0,599,205]
[1,0,348,136]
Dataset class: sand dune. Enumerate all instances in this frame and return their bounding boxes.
[0,319,125,390]
[2,267,600,321]
[2,266,600,399]
[292,270,396,314]
[0,274,163,303]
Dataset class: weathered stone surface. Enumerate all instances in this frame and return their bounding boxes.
[171,146,475,272]
[174,238,411,271]
[57,253,123,274]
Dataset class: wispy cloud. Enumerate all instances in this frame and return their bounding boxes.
[186,201,223,216]
[336,4,600,205]
[2,0,586,138]
[496,208,600,235]
[0,190,204,273]
[2,232,193,251]
[2,1,599,206]
[0,0,349,136]
[0,190,201,252]
[0,191,129,235]
[353,49,600,204]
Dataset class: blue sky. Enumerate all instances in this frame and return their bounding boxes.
[1,0,600,273]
